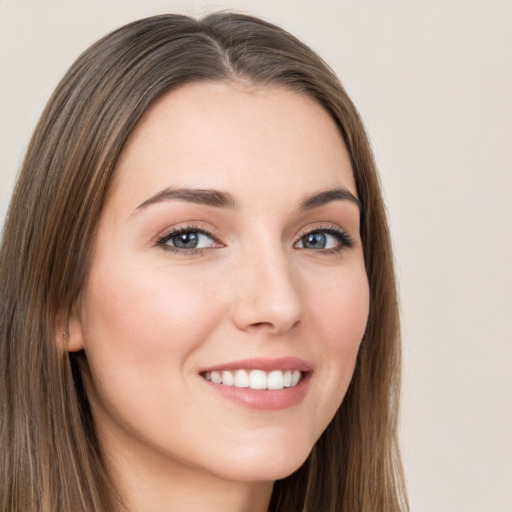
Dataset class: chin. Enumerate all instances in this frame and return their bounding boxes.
[207,440,313,483]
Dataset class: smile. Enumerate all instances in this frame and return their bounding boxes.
[203,369,303,390]
[199,357,312,410]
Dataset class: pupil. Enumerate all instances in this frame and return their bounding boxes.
[173,232,198,248]
[305,232,326,249]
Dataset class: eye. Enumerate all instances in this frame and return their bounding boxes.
[295,228,354,252]
[157,227,219,252]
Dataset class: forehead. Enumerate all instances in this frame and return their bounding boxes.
[110,81,356,212]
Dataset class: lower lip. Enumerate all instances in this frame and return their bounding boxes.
[202,373,311,411]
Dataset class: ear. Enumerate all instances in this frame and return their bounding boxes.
[55,309,85,352]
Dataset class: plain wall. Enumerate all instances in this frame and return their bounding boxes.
[1,1,511,511]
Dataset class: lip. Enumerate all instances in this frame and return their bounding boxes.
[199,357,313,411]
[199,356,313,373]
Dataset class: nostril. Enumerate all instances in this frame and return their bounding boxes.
[246,319,300,333]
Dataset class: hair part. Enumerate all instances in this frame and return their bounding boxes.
[0,12,408,511]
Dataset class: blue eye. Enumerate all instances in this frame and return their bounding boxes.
[157,228,216,251]
[295,229,353,251]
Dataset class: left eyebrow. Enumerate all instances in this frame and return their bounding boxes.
[299,188,361,211]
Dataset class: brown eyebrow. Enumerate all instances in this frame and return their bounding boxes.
[299,188,361,211]
[136,187,239,211]
[134,186,360,214]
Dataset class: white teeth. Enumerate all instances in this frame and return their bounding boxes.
[267,370,284,390]
[249,370,267,390]
[221,370,234,386]
[204,369,304,389]
[234,369,249,387]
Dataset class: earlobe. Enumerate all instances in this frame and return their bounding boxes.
[55,311,85,352]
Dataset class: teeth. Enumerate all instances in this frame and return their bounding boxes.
[221,370,234,386]
[267,370,284,390]
[204,369,304,390]
[234,369,249,387]
[249,370,267,390]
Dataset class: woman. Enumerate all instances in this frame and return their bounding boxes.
[0,12,408,512]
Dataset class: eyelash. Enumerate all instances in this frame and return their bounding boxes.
[155,224,355,255]
[296,226,355,254]
[156,224,219,255]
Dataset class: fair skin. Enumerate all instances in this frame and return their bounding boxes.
[67,82,370,512]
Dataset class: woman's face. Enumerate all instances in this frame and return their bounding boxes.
[72,82,369,484]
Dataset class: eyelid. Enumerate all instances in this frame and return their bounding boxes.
[155,223,223,253]
[294,224,355,251]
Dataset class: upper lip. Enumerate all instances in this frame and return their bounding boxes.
[199,357,313,373]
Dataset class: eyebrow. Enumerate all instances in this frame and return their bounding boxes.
[136,187,239,211]
[299,188,361,211]
[134,186,360,213]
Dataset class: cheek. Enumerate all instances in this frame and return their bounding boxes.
[313,265,370,350]
[78,257,228,422]
[82,259,222,356]
[305,264,369,418]
[78,257,230,442]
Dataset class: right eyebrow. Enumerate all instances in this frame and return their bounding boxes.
[134,187,239,214]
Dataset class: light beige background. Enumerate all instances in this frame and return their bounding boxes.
[1,1,511,511]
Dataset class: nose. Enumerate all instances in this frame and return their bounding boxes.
[230,248,304,335]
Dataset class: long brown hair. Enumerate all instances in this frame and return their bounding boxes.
[0,12,408,511]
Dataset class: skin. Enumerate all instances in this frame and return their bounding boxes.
[67,82,370,512]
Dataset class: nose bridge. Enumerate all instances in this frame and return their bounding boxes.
[231,238,303,334]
